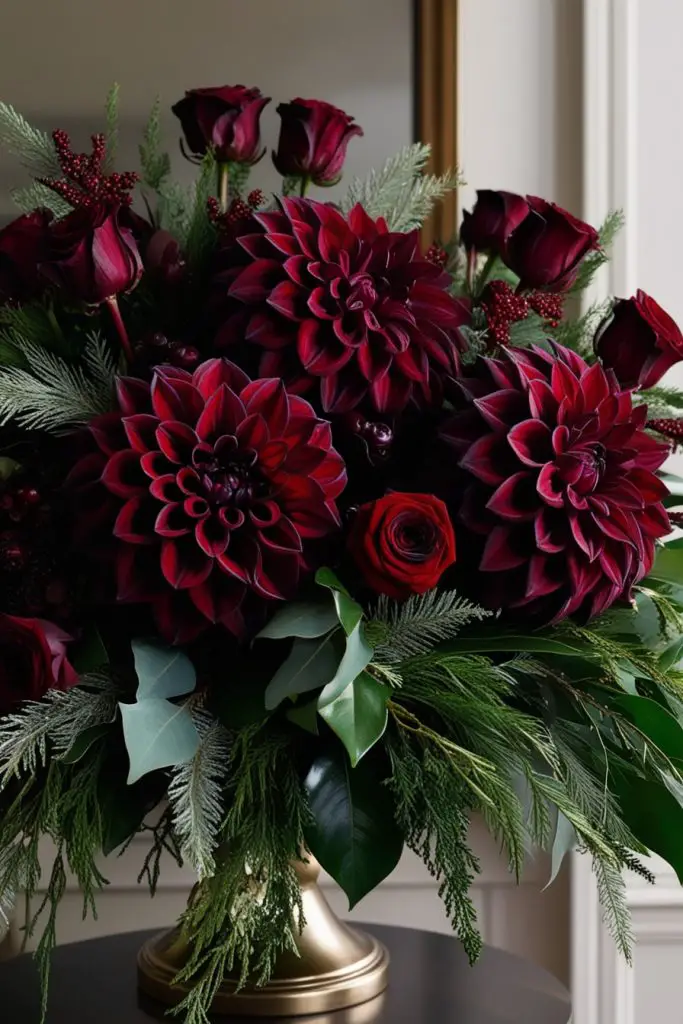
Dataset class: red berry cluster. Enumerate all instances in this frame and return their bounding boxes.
[647,418,683,447]
[425,243,448,269]
[483,280,530,345]
[39,129,139,208]
[528,291,565,329]
[207,190,265,237]
[133,332,200,373]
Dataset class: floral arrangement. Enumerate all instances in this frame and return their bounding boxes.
[2,82,683,1023]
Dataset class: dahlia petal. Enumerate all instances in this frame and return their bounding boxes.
[116,376,151,416]
[229,259,285,302]
[246,310,294,349]
[534,508,567,553]
[252,544,299,601]
[123,414,160,454]
[551,361,580,405]
[638,503,671,538]
[114,496,159,544]
[601,479,645,509]
[236,413,270,451]
[237,233,274,259]
[249,500,282,528]
[320,371,366,413]
[283,255,312,286]
[474,390,529,431]
[241,378,290,434]
[459,434,512,486]
[101,450,148,498]
[193,358,250,399]
[149,474,184,503]
[117,545,160,602]
[90,412,129,455]
[156,422,199,465]
[627,468,670,503]
[357,339,393,383]
[569,513,598,560]
[216,539,252,583]
[526,555,563,598]
[507,420,553,466]
[598,547,624,587]
[580,361,610,407]
[566,487,589,511]
[333,312,365,348]
[480,526,528,571]
[258,516,303,554]
[195,514,231,557]
[153,591,209,644]
[527,379,559,422]
[176,467,202,495]
[266,232,301,257]
[218,507,246,529]
[283,478,342,537]
[486,472,538,520]
[160,537,212,590]
[258,440,289,472]
[298,321,352,375]
[155,503,191,538]
[536,464,564,508]
[189,575,244,624]
[151,375,203,425]
[195,384,247,443]
[183,496,210,519]
[307,286,337,320]
[267,279,306,321]
[140,450,175,480]
[253,210,290,233]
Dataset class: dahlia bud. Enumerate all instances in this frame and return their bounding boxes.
[361,421,393,462]
[169,344,201,371]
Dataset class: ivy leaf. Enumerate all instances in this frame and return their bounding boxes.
[132,639,196,699]
[304,747,403,907]
[257,600,339,640]
[264,634,341,711]
[315,567,363,635]
[318,671,389,766]
[119,698,199,784]
[318,622,374,708]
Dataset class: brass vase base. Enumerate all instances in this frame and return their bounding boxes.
[137,858,390,1018]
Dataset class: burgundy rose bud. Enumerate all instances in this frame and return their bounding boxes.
[0,208,54,305]
[172,85,270,165]
[272,99,363,186]
[460,190,529,254]
[348,492,456,599]
[40,203,143,305]
[596,290,683,389]
[505,197,600,292]
[144,229,186,286]
[0,614,77,717]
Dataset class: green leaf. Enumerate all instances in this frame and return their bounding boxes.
[547,811,576,888]
[613,772,683,883]
[264,634,341,711]
[132,640,196,700]
[286,699,320,735]
[119,698,199,784]
[445,634,587,657]
[600,592,665,650]
[257,600,339,640]
[59,722,112,764]
[71,626,108,674]
[660,473,683,507]
[318,671,389,766]
[608,694,683,766]
[318,622,374,708]
[315,567,363,635]
[98,754,168,855]
[659,636,683,672]
[304,747,403,907]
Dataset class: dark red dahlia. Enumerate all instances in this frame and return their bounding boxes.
[439,344,670,622]
[213,197,470,415]
[68,359,346,643]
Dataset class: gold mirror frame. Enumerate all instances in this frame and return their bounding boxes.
[414,0,459,247]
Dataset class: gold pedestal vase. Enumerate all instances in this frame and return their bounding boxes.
[137,855,389,1018]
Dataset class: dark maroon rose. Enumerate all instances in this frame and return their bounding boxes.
[172,86,270,165]
[504,197,599,292]
[348,492,456,599]
[40,203,143,305]
[0,614,77,717]
[67,358,347,644]
[460,190,529,255]
[596,290,683,390]
[272,99,363,186]
[438,344,670,623]
[0,209,54,305]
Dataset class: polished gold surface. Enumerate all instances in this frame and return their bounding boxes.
[137,856,390,1017]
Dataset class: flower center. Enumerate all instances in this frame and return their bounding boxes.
[345,274,377,312]
[558,441,607,495]
[392,514,437,560]
[192,437,267,509]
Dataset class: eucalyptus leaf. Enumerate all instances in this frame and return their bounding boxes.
[304,747,403,907]
[264,634,340,711]
[257,601,339,640]
[119,697,199,784]
[318,671,389,766]
[132,639,196,700]
[315,567,363,635]
[318,622,374,708]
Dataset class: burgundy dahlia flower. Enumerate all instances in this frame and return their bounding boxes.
[213,198,470,415]
[439,344,670,622]
[69,359,346,643]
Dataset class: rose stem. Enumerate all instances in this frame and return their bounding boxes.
[299,176,310,198]
[104,296,134,365]
[218,163,231,213]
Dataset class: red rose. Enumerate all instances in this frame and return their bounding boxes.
[272,99,363,186]
[596,290,683,389]
[40,203,143,306]
[0,209,53,305]
[505,197,599,292]
[460,190,529,255]
[348,493,456,599]
[0,614,77,717]
[172,86,270,165]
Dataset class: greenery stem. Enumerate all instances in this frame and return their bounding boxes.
[104,297,134,365]
[218,163,231,213]
[474,253,498,298]
[299,176,310,198]
[46,307,65,344]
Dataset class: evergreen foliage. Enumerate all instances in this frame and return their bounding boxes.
[104,82,120,171]
[139,96,171,192]
[0,103,60,178]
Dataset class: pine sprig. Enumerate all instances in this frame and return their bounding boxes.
[12,182,72,218]
[637,384,683,418]
[570,210,625,295]
[184,152,218,271]
[368,589,492,662]
[139,96,171,192]
[0,103,60,177]
[104,82,120,171]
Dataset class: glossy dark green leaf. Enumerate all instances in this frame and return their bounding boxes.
[71,626,108,674]
[613,772,683,883]
[659,636,683,672]
[264,634,340,711]
[315,567,363,635]
[600,592,665,650]
[286,699,320,735]
[257,600,339,640]
[318,623,374,708]
[445,634,587,657]
[59,722,112,764]
[304,748,403,907]
[608,693,683,766]
[318,671,389,766]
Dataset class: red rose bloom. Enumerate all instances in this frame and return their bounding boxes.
[272,99,363,186]
[596,290,683,390]
[69,359,346,643]
[40,203,142,305]
[0,209,54,305]
[348,492,456,599]
[172,86,270,165]
[214,197,469,415]
[460,190,529,255]
[0,614,77,717]
[505,197,599,292]
[439,344,670,622]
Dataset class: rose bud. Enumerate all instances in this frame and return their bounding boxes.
[172,85,270,165]
[0,208,54,305]
[144,229,186,286]
[40,203,143,306]
[272,99,363,186]
[596,290,683,389]
[505,197,599,292]
[0,614,77,717]
[348,492,456,599]
[460,190,529,254]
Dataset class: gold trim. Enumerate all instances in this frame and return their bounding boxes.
[415,0,459,247]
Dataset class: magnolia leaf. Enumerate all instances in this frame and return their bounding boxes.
[608,693,683,766]
[119,698,199,784]
[614,772,683,883]
[304,747,403,908]
[315,567,363,635]
[286,699,320,735]
[132,639,196,700]
[318,671,389,766]
[264,634,340,711]
[318,622,374,708]
[257,600,339,640]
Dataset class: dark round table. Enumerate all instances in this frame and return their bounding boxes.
[0,925,571,1023]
